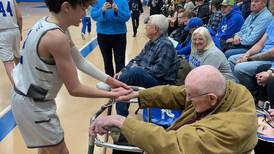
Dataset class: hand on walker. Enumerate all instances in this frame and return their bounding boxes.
[89,115,125,137]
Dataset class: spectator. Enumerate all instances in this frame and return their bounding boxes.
[176,17,221,60]
[193,0,211,23]
[269,0,274,15]
[148,0,164,15]
[81,6,92,40]
[91,0,130,77]
[90,65,258,154]
[169,10,195,43]
[216,0,244,47]
[129,0,143,37]
[115,14,180,117]
[189,27,235,81]
[184,0,195,10]
[167,1,179,35]
[224,0,272,58]
[228,19,274,93]
[208,0,223,32]
[238,0,252,19]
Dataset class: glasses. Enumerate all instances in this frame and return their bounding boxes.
[257,106,274,129]
[186,92,210,101]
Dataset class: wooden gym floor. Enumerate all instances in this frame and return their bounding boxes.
[0,2,149,154]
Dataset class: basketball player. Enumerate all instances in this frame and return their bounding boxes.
[0,0,22,84]
[11,0,131,154]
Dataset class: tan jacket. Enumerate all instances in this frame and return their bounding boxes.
[121,81,258,154]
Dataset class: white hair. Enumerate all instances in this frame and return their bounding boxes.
[149,14,169,34]
[191,26,215,52]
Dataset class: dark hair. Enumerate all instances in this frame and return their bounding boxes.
[211,0,223,10]
[44,0,94,13]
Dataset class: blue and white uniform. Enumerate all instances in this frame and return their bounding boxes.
[11,17,64,148]
[0,0,20,61]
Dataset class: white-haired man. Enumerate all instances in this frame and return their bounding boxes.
[91,65,258,154]
[114,14,180,117]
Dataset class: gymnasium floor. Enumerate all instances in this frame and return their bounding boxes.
[0,2,149,154]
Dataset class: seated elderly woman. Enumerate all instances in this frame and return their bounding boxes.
[188,26,236,81]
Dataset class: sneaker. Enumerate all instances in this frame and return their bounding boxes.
[133,33,136,37]
[81,33,85,40]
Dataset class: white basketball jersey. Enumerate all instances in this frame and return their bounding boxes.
[12,17,63,100]
[0,0,18,30]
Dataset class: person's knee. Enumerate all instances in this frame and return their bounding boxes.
[225,49,235,59]
[233,64,243,75]
[228,55,238,64]
[119,67,145,81]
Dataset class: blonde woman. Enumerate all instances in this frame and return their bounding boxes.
[189,27,236,81]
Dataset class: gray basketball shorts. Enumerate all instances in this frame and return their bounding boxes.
[0,28,20,62]
[11,90,64,148]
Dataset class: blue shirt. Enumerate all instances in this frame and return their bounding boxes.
[216,6,244,41]
[262,19,274,52]
[236,7,273,46]
[123,35,180,84]
[91,0,130,34]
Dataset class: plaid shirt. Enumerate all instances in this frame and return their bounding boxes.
[123,35,180,84]
[208,11,223,32]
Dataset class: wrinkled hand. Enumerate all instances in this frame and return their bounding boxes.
[89,115,125,137]
[256,71,270,86]
[116,91,139,101]
[102,2,112,12]
[106,76,130,90]
[236,54,249,64]
[111,87,133,98]
[232,36,241,45]
[112,3,118,13]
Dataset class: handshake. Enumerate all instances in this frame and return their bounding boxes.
[90,82,143,137]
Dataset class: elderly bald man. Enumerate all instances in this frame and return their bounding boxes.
[90,65,258,154]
